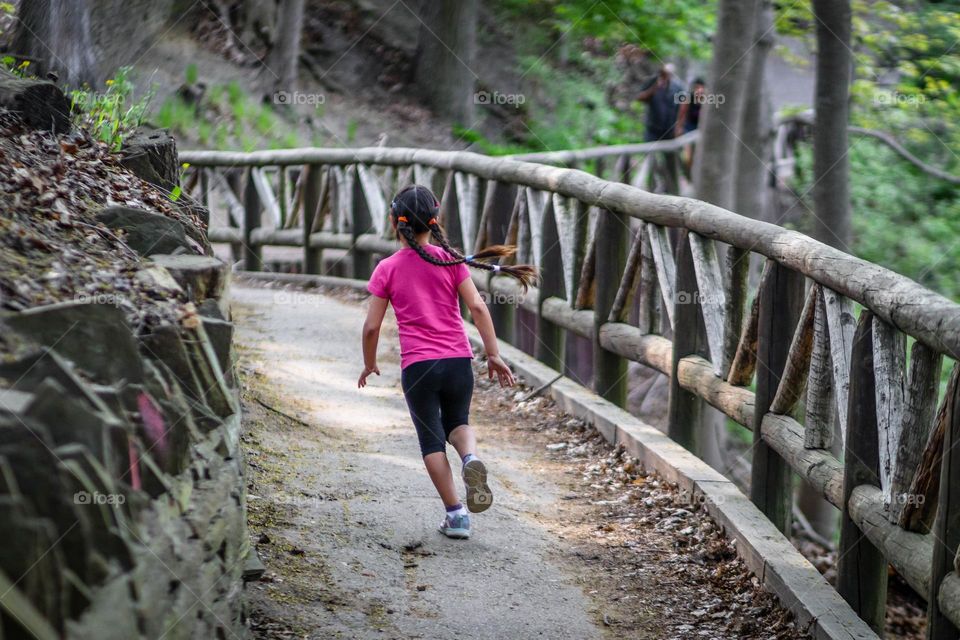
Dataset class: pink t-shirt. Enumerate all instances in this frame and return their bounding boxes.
[367,243,474,369]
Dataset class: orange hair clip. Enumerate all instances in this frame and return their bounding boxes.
[397,216,408,222]
[427,218,437,226]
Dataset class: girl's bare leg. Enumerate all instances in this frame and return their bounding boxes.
[446,424,476,459]
[422,452,459,507]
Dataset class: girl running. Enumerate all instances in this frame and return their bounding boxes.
[357,184,537,539]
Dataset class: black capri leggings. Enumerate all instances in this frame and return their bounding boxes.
[400,357,474,456]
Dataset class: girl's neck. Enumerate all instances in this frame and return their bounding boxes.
[401,232,431,248]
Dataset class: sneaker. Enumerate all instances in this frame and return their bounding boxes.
[439,513,470,539]
[462,458,493,513]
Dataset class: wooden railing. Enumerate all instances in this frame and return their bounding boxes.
[179,144,960,637]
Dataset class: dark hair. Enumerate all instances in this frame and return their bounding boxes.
[390,184,538,290]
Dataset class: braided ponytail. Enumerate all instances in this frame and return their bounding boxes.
[391,184,538,291]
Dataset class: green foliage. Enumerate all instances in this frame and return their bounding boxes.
[2,57,33,77]
[153,80,302,151]
[521,53,649,151]
[793,140,960,302]
[776,1,960,173]
[69,67,153,151]
[466,49,650,154]
[498,0,716,60]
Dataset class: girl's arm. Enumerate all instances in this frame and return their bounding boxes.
[358,295,389,388]
[457,277,516,387]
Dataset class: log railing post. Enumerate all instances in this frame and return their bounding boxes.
[750,260,804,534]
[482,181,518,345]
[243,166,263,271]
[564,199,591,384]
[927,365,960,639]
[199,167,210,209]
[536,198,564,370]
[350,167,374,279]
[667,230,708,452]
[224,169,243,266]
[302,164,323,275]
[592,156,630,407]
[837,309,888,633]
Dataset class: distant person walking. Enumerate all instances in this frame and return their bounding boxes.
[636,63,684,192]
[676,78,706,173]
[676,77,706,136]
[358,185,537,540]
[636,63,685,142]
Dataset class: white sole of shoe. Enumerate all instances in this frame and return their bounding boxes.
[463,459,493,513]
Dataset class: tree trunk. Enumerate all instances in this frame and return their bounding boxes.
[413,0,478,125]
[268,0,305,95]
[693,0,761,209]
[811,0,853,250]
[13,0,98,86]
[733,0,774,222]
[691,0,760,472]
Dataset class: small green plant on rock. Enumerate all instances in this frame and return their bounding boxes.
[69,67,154,151]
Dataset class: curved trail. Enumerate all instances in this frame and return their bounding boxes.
[233,283,602,639]
[233,280,808,640]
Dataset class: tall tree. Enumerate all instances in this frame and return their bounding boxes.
[268,0,305,94]
[13,0,97,86]
[413,0,478,125]
[693,0,761,209]
[733,0,774,222]
[811,0,853,249]
[688,0,760,472]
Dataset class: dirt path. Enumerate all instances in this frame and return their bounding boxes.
[232,281,809,640]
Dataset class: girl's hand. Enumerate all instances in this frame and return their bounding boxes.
[358,365,380,388]
[486,354,515,388]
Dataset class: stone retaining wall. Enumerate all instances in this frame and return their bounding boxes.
[0,255,251,639]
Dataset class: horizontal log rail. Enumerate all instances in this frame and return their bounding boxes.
[180,143,960,637]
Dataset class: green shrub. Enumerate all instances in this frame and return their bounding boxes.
[69,67,153,151]
[793,140,960,302]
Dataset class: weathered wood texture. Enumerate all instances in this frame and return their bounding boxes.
[928,359,960,638]
[181,144,960,359]
[667,231,707,453]
[836,311,888,634]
